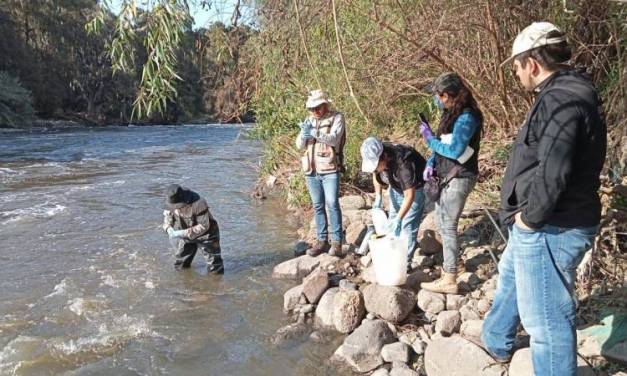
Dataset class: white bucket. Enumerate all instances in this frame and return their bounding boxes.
[369,235,407,286]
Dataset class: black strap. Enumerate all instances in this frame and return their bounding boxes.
[441,164,462,187]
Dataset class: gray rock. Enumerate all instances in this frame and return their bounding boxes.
[412,255,434,267]
[333,320,396,373]
[271,322,311,346]
[318,253,340,269]
[403,270,432,292]
[333,289,365,334]
[345,222,367,246]
[381,342,410,363]
[390,367,419,376]
[446,295,468,311]
[435,310,461,336]
[419,229,443,255]
[314,288,339,329]
[300,304,314,314]
[411,340,426,355]
[417,289,446,314]
[283,284,304,313]
[302,268,329,303]
[398,331,418,346]
[339,279,357,291]
[457,272,482,289]
[509,347,595,376]
[363,284,416,323]
[340,195,367,210]
[424,335,506,376]
[372,369,390,376]
[459,302,481,322]
[272,255,321,280]
[367,312,376,320]
[459,319,483,340]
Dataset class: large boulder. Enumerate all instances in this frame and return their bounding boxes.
[333,289,366,333]
[417,289,446,315]
[271,322,311,346]
[381,342,410,363]
[345,221,367,246]
[460,319,483,340]
[333,320,396,373]
[340,195,367,210]
[508,348,595,376]
[435,310,461,336]
[424,335,506,376]
[302,268,329,304]
[283,284,304,313]
[363,284,416,323]
[272,255,321,280]
[314,288,339,329]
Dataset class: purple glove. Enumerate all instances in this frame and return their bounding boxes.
[423,165,435,181]
[419,122,434,141]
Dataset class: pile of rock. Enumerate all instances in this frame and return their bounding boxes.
[272,195,602,375]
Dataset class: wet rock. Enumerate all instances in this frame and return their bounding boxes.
[339,279,357,291]
[340,195,367,210]
[435,310,461,336]
[446,295,468,311]
[314,288,339,329]
[363,284,416,323]
[272,255,321,280]
[460,319,483,340]
[271,322,311,346]
[345,222,367,246]
[403,270,432,292]
[381,342,410,363]
[333,289,365,334]
[302,268,329,304]
[424,335,506,376]
[417,290,446,315]
[333,320,396,373]
[509,348,595,376]
[284,284,304,313]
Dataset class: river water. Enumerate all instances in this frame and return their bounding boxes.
[0,125,342,375]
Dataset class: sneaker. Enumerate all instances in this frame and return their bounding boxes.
[328,241,342,257]
[307,240,329,257]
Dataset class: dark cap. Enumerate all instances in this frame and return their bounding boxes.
[426,72,464,94]
[165,184,189,209]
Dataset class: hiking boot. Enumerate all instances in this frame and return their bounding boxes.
[420,271,458,294]
[328,241,342,257]
[307,240,329,257]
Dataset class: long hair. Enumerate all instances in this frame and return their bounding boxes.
[437,84,483,136]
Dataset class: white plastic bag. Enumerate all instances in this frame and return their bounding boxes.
[369,235,407,286]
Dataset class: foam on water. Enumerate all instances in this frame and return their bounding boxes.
[0,202,66,224]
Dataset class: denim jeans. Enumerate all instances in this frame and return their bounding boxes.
[482,224,597,376]
[435,177,476,273]
[388,186,426,260]
[305,172,343,242]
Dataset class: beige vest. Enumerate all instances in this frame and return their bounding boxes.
[301,111,340,175]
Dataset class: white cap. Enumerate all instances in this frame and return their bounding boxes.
[500,22,566,67]
[360,137,383,173]
[305,89,332,109]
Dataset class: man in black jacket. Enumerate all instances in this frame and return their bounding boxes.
[163,184,224,274]
[481,22,606,376]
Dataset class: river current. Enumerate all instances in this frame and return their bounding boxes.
[0,125,342,375]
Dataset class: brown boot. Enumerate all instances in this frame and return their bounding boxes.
[307,240,329,257]
[420,272,458,294]
[328,241,342,257]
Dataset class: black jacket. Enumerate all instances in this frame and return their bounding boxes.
[163,191,220,242]
[375,143,426,192]
[499,69,606,228]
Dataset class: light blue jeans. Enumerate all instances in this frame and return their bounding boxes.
[482,224,597,376]
[305,172,343,243]
[388,187,426,260]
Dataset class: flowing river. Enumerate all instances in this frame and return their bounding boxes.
[0,125,343,375]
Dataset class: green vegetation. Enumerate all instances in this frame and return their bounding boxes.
[0,72,34,127]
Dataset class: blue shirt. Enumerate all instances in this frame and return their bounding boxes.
[426,112,479,167]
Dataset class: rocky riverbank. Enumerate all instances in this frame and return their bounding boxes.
[270,195,626,375]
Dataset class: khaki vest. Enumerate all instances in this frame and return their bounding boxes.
[301,111,342,175]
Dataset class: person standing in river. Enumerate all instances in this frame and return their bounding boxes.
[296,89,346,257]
[163,184,224,274]
[481,22,606,375]
[418,72,483,295]
[360,137,426,264]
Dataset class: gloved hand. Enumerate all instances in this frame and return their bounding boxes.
[168,228,186,239]
[419,121,434,141]
[299,119,312,131]
[309,128,320,139]
[372,194,382,209]
[301,128,312,140]
[388,217,402,237]
[423,165,435,181]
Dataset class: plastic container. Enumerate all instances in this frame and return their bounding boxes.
[369,235,408,286]
[371,208,389,236]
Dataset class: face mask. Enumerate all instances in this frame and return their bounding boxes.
[433,95,444,111]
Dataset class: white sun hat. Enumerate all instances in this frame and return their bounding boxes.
[500,22,566,67]
[360,137,383,173]
[305,89,332,109]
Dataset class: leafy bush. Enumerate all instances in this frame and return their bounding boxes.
[0,71,34,127]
